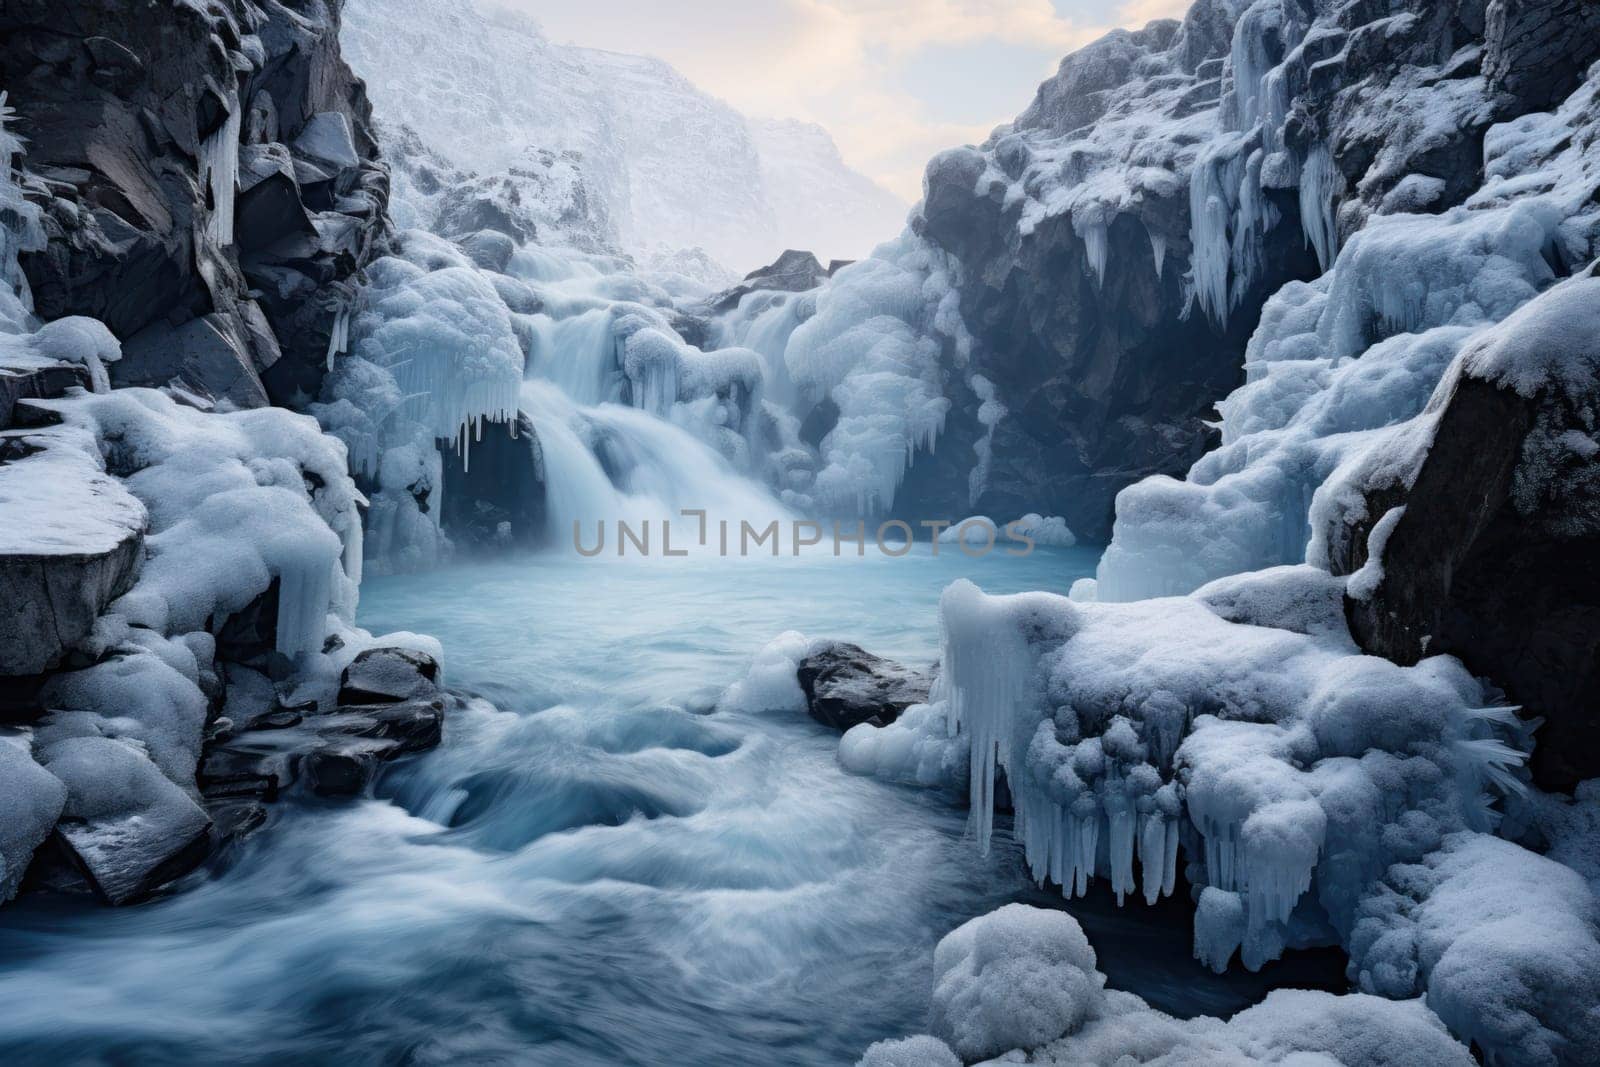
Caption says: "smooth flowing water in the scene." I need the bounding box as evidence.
[0,546,1343,1064]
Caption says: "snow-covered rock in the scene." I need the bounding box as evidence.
[928,571,1589,1052]
[0,424,146,675]
[0,744,67,903]
[40,737,212,906]
[932,903,1104,1060]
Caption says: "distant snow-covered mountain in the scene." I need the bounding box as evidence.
[341,0,906,272]
[750,117,909,268]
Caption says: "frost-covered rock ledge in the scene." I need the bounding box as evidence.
[0,328,458,906]
[0,0,473,908]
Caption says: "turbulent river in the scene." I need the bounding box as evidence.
[0,546,1343,1064]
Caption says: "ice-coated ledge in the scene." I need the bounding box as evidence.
[0,425,145,676]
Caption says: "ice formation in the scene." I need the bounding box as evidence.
[1097,62,1600,601]
[901,57,1600,1060]
[39,389,363,659]
[925,570,1600,1058]
[937,514,1076,549]
[777,234,967,514]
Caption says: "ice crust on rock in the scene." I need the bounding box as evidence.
[1096,61,1600,602]
[38,388,362,660]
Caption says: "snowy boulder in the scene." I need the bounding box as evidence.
[931,904,1105,1060]
[0,744,68,902]
[855,1035,960,1067]
[39,737,211,905]
[796,641,930,731]
[338,646,442,706]
[707,249,828,313]
[456,230,518,274]
[0,429,145,676]
[1326,275,1600,790]
[1349,832,1600,1066]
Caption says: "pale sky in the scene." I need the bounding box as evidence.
[500,0,1192,201]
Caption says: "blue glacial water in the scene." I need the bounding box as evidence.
[0,545,1343,1065]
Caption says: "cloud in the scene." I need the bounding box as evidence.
[503,0,1197,201]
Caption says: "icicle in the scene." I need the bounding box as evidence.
[273,554,334,658]
[1149,231,1167,280]
[325,302,351,372]
[1298,144,1342,272]
[1078,218,1110,288]
[1106,786,1137,905]
[940,580,1044,854]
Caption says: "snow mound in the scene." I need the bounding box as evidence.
[1350,832,1600,1065]
[716,631,813,716]
[931,904,1104,1060]
[855,1035,959,1067]
[839,699,968,790]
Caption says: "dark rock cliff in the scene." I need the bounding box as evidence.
[0,0,389,411]
[899,0,1600,541]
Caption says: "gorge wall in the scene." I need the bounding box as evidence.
[897,0,1600,542]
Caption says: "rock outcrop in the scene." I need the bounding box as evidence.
[1325,272,1600,791]
[0,0,462,912]
[0,0,390,411]
[796,641,931,731]
[202,647,447,813]
[898,0,1600,541]
[706,249,828,314]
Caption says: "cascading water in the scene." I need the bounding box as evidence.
[510,249,792,549]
